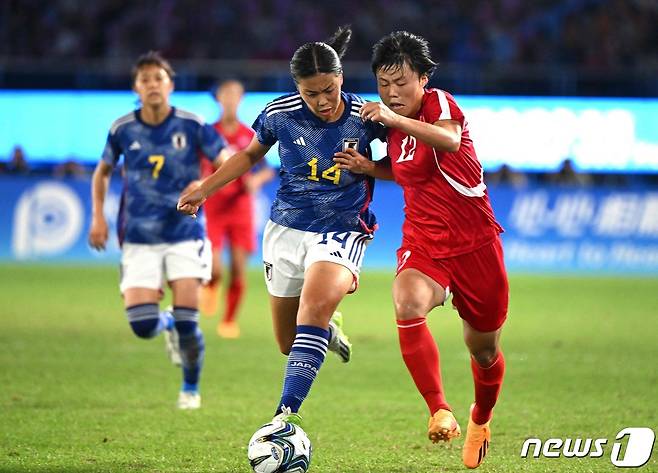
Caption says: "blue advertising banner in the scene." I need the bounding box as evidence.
[0,176,656,273]
[490,186,658,273]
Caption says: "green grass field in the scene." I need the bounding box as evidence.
[1,265,656,473]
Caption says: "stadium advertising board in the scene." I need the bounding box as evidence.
[1,176,656,274]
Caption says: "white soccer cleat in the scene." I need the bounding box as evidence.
[163,308,182,367]
[177,391,201,410]
[328,311,352,363]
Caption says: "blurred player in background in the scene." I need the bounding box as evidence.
[179,26,385,426]
[88,51,226,410]
[334,31,508,469]
[199,79,275,339]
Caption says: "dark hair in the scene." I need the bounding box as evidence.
[371,31,437,78]
[210,78,244,99]
[290,25,352,80]
[131,51,175,83]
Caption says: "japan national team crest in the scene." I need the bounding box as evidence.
[342,138,359,152]
[264,262,273,281]
[172,132,187,150]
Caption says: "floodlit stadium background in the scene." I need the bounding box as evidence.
[1,2,657,472]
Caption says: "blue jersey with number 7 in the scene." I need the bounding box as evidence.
[253,91,385,234]
[102,107,225,244]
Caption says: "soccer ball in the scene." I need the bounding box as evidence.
[247,420,312,473]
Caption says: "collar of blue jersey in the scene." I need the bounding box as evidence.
[135,106,176,128]
[301,91,352,128]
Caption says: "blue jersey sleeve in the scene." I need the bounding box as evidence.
[101,131,121,166]
[252,110,278,147]
[198,123,225,161]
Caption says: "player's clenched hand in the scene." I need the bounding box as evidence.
[360,101,399,127]
[89,215,109,251]
[333,148,374,175]
[177,183,206,216]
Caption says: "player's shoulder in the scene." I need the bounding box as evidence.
[345,92,367,104]
[109,111,137,135]
[263,93,303,118]
[173,107,206,126]
[423,88,462,120]
[344,92,367,118]
[424,88,459,106]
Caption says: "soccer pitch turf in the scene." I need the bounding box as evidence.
[1,265,656,473]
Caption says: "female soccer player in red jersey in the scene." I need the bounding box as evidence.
[199,80,274,338]
[334,31,508,469]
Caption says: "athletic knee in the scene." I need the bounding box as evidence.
[297,299,337,325]
[470,346,499,367]
[229,264,246,283]
[394,294,430,321]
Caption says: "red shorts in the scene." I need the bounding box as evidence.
[205,212,255,253]
[396,237,509,332]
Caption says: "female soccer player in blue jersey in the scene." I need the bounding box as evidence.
[89,51,226,410]
[178,26,385,424]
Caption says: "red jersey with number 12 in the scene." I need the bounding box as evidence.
[388,88,503,258]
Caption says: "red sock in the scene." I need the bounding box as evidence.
[223,278,244,323]
[470,351,505,425]
[397,317,450,415]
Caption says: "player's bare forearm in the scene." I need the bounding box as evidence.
[91,161,112,217]
[201,148,263,198]
[395,116,462,152]
[211,148,231,169]
[89,161,112,250]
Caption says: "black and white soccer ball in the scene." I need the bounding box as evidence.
[247,420,312,473]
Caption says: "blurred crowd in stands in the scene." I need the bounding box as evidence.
[2,0,656,181]
[5,0,657,69]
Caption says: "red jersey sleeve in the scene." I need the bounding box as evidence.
[424,89,465,127]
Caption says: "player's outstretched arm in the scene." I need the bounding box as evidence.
[333,148,394,180]
[177,137,271,215]
[89,161,113,250]
[360,101,461,152]
[211,148,232,169]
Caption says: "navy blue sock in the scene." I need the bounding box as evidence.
[173,307,204,392]
[126,304,171,339]
[275,325,329,415]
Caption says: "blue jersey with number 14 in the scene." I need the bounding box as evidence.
[102,107,225,244]
[253,92,385,234]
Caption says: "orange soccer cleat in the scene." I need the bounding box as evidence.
[428,409,461,443]
[217,320,240,339]
[199,283,219,317]
[462,405,492,469]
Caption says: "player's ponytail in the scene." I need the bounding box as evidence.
[325,25,352,60]
[290,25,352,80]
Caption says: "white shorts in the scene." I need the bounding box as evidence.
[119,239,212,293]
[262,220,373,297]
